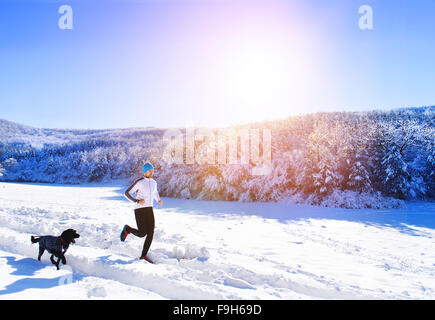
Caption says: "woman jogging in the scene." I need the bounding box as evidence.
[120,162,163,263]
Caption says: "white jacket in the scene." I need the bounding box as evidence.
[124,177,161,209]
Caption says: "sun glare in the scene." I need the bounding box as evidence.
[215,35,312,125]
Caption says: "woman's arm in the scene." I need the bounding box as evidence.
[124,178,143,203]
[154,181,162,206]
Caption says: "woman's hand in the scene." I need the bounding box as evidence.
[138,199,145,205]
[158,200,163,206]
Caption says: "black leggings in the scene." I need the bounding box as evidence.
[127,207,155,258]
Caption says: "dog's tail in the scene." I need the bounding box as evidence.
[31,236,41,244]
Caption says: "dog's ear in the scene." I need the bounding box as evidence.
[61,229,73,242]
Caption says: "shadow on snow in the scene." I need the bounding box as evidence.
[160,198,435,236]
[0,256,82,296]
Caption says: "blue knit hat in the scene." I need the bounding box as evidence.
[142,162,154,174]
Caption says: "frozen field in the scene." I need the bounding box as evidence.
[0,181,434,299]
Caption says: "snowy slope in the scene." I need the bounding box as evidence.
[0,181,434,299]
[0,118,162,147]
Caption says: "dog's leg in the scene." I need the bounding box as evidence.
[50,254,56,266]
[51,252,62,270]
[61,254,66,265]
[38,246,45,261]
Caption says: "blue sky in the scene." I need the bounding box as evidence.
[0,0,434,129]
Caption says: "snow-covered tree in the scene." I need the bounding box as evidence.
[1,106,433,208]
[369,119,427,199]
[306,120,342,196]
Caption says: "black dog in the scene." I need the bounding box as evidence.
[31,229,80,270]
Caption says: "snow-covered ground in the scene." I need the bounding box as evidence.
[0,181,434,300]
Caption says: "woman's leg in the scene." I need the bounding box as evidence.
[127,207,155,258]
[127,207,148,237]
[140,208,155,258]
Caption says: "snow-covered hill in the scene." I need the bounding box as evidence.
[0,118,162,148]
[0,182,434,299]
[1,107,434,209]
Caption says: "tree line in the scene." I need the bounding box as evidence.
[1,107,433,209]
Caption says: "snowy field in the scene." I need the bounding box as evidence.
[0,181,434,300]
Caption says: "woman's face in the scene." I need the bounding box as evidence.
[144,169,154,178]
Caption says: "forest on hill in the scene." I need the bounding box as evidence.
[1,107,434,209]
